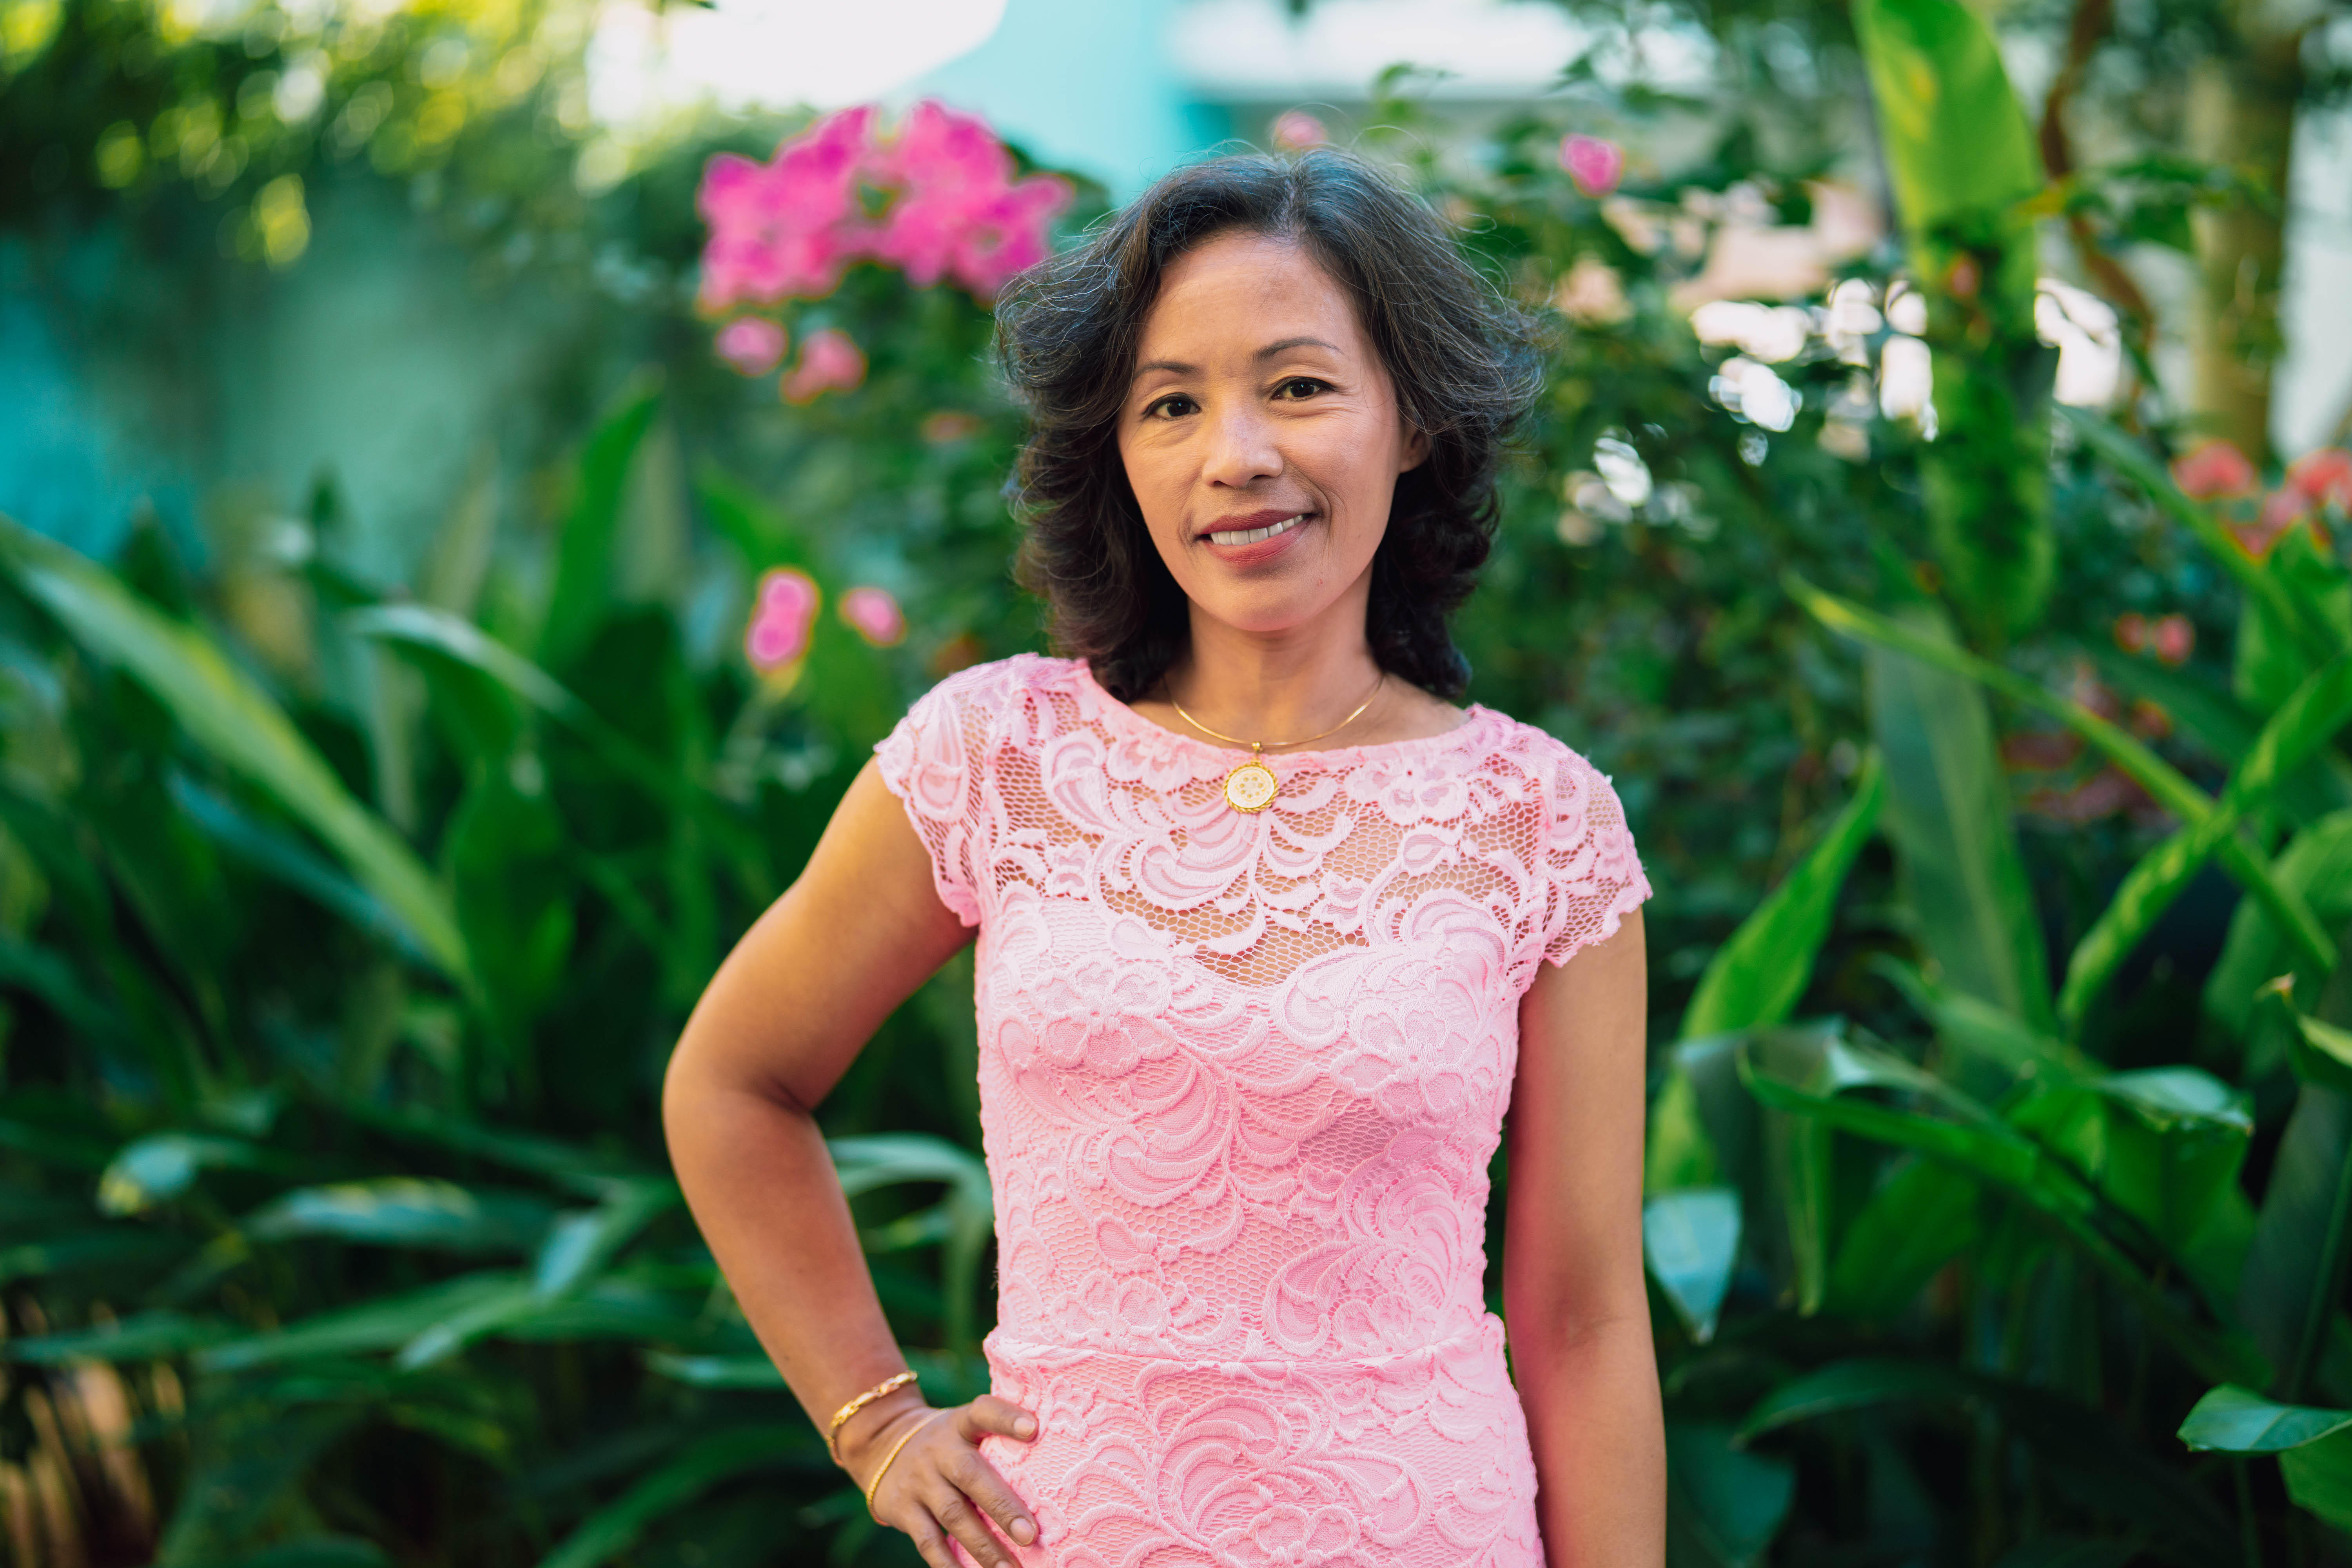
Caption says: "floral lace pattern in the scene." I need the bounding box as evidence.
[873,654,1650,1566]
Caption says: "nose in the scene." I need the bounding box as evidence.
[1200,399,1283,490]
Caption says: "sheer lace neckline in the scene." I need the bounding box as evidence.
[1072,657,1499,768]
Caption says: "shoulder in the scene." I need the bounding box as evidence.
[1474,710,1637,832]
[900,651,1083,726]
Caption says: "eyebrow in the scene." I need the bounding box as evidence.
[1129,336,1343,383]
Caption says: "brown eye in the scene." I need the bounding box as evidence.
[1149,394,1199,419]
[1274,377,1328,400]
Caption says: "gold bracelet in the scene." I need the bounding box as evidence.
[826,1369,918,1464]
[863,1408,948,1523]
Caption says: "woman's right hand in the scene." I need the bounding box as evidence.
[848,1396,1042,1567]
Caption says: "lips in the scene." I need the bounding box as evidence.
[1206,514,1306,547]
[1197,510,1314,568]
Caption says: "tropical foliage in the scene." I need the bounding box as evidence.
[6,0,2352,1562]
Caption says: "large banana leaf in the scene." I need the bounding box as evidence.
[1852,0,2052,642]
[2059,649,2352,1033]
[1865,605,2055,1031]
[0,514,470,984]
[1748,1358,2236,1564]
[1794,572,2333,973]
[1739,1028,2266,1385]
[1680,748,1884,1038]
[539,382,662,669]
[1643,1186,1741,1341]
[1665,1420,1795,1568]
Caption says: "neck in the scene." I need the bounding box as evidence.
[1163,596,1383,741]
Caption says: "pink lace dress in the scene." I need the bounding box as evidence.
[873,653,1650,1568]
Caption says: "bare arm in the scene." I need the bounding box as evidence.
[661,757,1038,1567]
[1504,909,1665,1568]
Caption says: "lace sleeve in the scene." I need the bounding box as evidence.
[1536,748,1651,969]
[871,668,996,929]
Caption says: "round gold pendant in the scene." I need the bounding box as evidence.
[1223,759,1279,813]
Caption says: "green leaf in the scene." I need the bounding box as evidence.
[1991,1539,2141,1568]
[0,1227,189,1285]
[2207,808,2352,1038]
[539,381,662,669]
[197,1272,527,1370]
[2060,648,2352,1033]
[168,772,430,964]
[533,1178,680,1297]
[1862,604,2054,1031]
[643,1351,784,1388]
[1851,0,2042,234]
[1681,749,1884,1038]
[1750,1360,2237,1564]
[2237,1083,2352,1398]
[2238,527,2352,714]
[2283,1433,2352,1534]
[97,1131,307,1215]
[1644,1187,1741,1342]
[244,1179,558,1253]
[1793,572,2332,974]
[2178,1383,2352,1451]
[2,1308,237,1363]
[0,514,470,984]
[1824,1156,1982,1318]
[1665,1420,1794,1568]
[537,1422,809,1568]
[1739,1031,2265,1385]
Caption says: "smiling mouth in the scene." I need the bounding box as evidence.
[1205,514,1310,547]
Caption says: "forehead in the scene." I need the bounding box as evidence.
[1136,231,1367,354]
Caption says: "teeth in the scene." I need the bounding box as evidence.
[1208,514,1307,547]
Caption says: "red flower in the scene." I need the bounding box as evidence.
[2171,439,2256,500]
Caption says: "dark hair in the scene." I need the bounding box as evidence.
[992,147,1544,702]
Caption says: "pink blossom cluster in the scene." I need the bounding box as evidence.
[2171,440,2352,559]
[746,568,819,675]
[698,101,1072,312]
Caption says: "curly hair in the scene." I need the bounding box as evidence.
[992,147,1544,703]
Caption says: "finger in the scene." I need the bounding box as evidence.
[926,1476,1019,1568]
[900,1512,960,1568]
[944,1443,1038,1549]
[962,1395,1040,1442]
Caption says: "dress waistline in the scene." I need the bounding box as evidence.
[981,1313,1507,1376]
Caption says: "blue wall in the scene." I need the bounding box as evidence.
[911,0,1230,200]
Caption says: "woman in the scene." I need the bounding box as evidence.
[663,148,1662,1567]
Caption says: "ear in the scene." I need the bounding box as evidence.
[1398,421,1432,475]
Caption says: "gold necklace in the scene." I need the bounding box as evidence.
[1167,672,1387,813]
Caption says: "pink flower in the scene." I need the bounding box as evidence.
[1560,134,1624,198]
[2287,448,2352,512]
[695,107,875,310]
[745,568,820,672]
[1271,111,1327,151]
[2151,614,2194,667]
[695,99,1068,309]
[781,328,866,404]
[2171,439,2256,500]
[713,316,787,376]
[870,101,1071,297]
[839,585,906,646]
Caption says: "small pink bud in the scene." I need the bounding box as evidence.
[713,317,788,376]
[2150,613,2194,667]
[2111,612,2146,655]
[1560,134,1624,198]
[782,328,867,405]
[745,567,820,673]
[839,585,906,647]
[1271,111,1327,152]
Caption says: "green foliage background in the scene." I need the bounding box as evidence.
[5,0,2352,1563]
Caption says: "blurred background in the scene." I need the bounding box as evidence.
[7,0,2352,1562]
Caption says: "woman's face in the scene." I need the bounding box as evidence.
[1117,230,1427,641]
